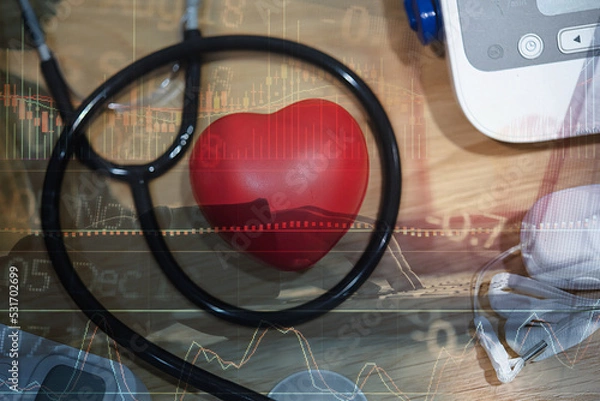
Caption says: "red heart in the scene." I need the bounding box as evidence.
[189,99,369,271]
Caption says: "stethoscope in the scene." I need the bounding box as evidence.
[19,0,402,400]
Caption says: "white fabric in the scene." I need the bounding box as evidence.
[474,315,525,383]
[521,185,600,290]
[488,273,600,362]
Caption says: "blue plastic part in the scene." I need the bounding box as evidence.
[404,0,442,45]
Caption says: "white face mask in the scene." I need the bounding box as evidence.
[521,185,600,290]
[475,185,600,383]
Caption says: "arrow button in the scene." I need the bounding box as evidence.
[558,24,600,54]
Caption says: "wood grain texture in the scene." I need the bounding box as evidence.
[1,1,599,400]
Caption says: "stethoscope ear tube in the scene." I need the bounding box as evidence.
[42,35,401,400]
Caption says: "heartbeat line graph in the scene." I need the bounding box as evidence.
[0,320,143,399]
[3,309,597,401]
[2,5,599,399]
[0,219,518,239]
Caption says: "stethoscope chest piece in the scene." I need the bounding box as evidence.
[269,370,367,401]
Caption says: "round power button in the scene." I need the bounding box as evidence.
[518,33,544,59]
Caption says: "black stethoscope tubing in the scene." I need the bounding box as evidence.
[41,35,401,400]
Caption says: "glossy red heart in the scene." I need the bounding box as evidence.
[189,99,369,271]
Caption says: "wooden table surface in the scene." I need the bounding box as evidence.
[1,1,599,400]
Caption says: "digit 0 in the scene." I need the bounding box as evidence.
[9,185,37,226]
[222,0,247,28]
[212,66,234,93]
[425,319,457,355]
[342,6,370,44]
[28,259,52,293]
[443,212,471,242]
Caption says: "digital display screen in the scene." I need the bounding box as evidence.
[34,365,106,401]
[537,0,599,16]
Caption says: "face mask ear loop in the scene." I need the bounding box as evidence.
[472,245,547,383]
[474,315,525,383]
[496,272,596,308]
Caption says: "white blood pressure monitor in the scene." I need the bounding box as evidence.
[408,0,600,142]
[0,324,150,400]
